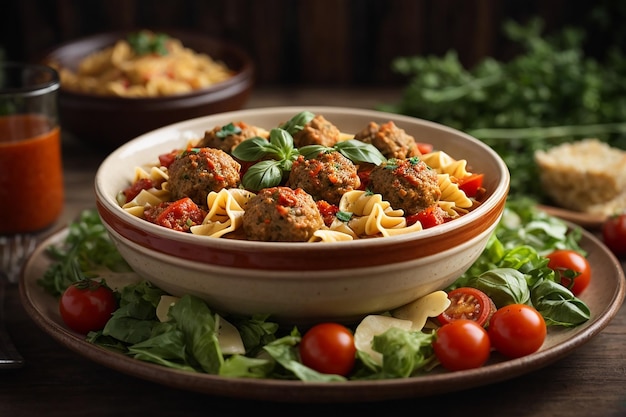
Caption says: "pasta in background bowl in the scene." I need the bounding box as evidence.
[42,29,254,149]
[94,106,510,325]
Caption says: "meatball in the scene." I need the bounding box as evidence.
[242,186,324,242]
[354,121,420,159]
[288,151,361,205]
[195,121,267,153]
[144,197,206,232]
[368,157,441,215]
[292,115,341,148]
[167,147,241,208]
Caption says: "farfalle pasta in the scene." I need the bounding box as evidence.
[190,189,255,238]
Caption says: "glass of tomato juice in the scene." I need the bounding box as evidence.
[0,62,63,234]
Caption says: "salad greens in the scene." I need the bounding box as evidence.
[451,199,590,327]
[39,201,590,380]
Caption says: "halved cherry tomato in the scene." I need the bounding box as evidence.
[602,212,626,257]
[437,287,496,328]
[59,279,117,334]
[433,319,491,371]
[488,304,546,358]
[299,323,356,376]
[546,249,592,296]
[457,173,484,198]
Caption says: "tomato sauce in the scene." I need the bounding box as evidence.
[0,114,64,233]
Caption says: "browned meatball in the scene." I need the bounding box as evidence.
[288,151,361,205]
[195,121,267,153]
[368,157,441,215]
[167,147,241,208]
[354,121,420,159]
[242,186,324,242]
[292,115,341,148]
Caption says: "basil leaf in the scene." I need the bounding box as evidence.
[216,123,242,139]
[231,136,272,161]
[334,140,387,165]
[241,159,284,191]
[279,111,316,135]
[530,279,591,327]
[267,128,296,160]
[299,145,329,159]
[466,267,531,307]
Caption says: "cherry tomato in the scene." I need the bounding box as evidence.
[299,323,356,376]
[488,304,546,359]
[546,249,592,296]
[457,173,484,198]
[59,279,117,334]
[437,287,497,327]
[433,319,491,371]
[602,213,626,257]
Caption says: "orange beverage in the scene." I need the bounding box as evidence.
[0,114,64,233]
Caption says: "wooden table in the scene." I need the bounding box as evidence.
[1,88,625,417]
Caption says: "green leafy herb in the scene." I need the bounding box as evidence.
[127,31,170,56]
[38,209,132,297]
[278,111,316,135]
[215,123,243,139]
[300,140,386,165]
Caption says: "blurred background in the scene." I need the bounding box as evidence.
[2,0,625,87]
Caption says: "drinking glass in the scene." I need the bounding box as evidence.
[0,62,63,234]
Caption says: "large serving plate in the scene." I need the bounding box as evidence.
[20,226,625,403]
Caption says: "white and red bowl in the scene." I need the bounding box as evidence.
[95,106,510,325]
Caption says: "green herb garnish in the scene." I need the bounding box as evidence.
[127,31,170,56]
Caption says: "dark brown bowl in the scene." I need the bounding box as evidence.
[42,29,255,149]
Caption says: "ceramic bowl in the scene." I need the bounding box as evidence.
[42,29,254,149]
[94,106,510,325]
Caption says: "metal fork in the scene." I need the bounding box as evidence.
[0,233,37,369]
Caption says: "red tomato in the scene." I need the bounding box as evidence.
[433,319,491,371]
[488,304,546,359]
[437,287,497,327]
[406,205,448,228]
[59,279,117,334]
[457,173,484,198]
[357,168,372,190]
[158,149,180,168]
[122,177,154,203]
[316,200,339,227]
[299,323,356,376]
[416,142,434,154]
[602,213,626,257]
[546,249,592,296]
